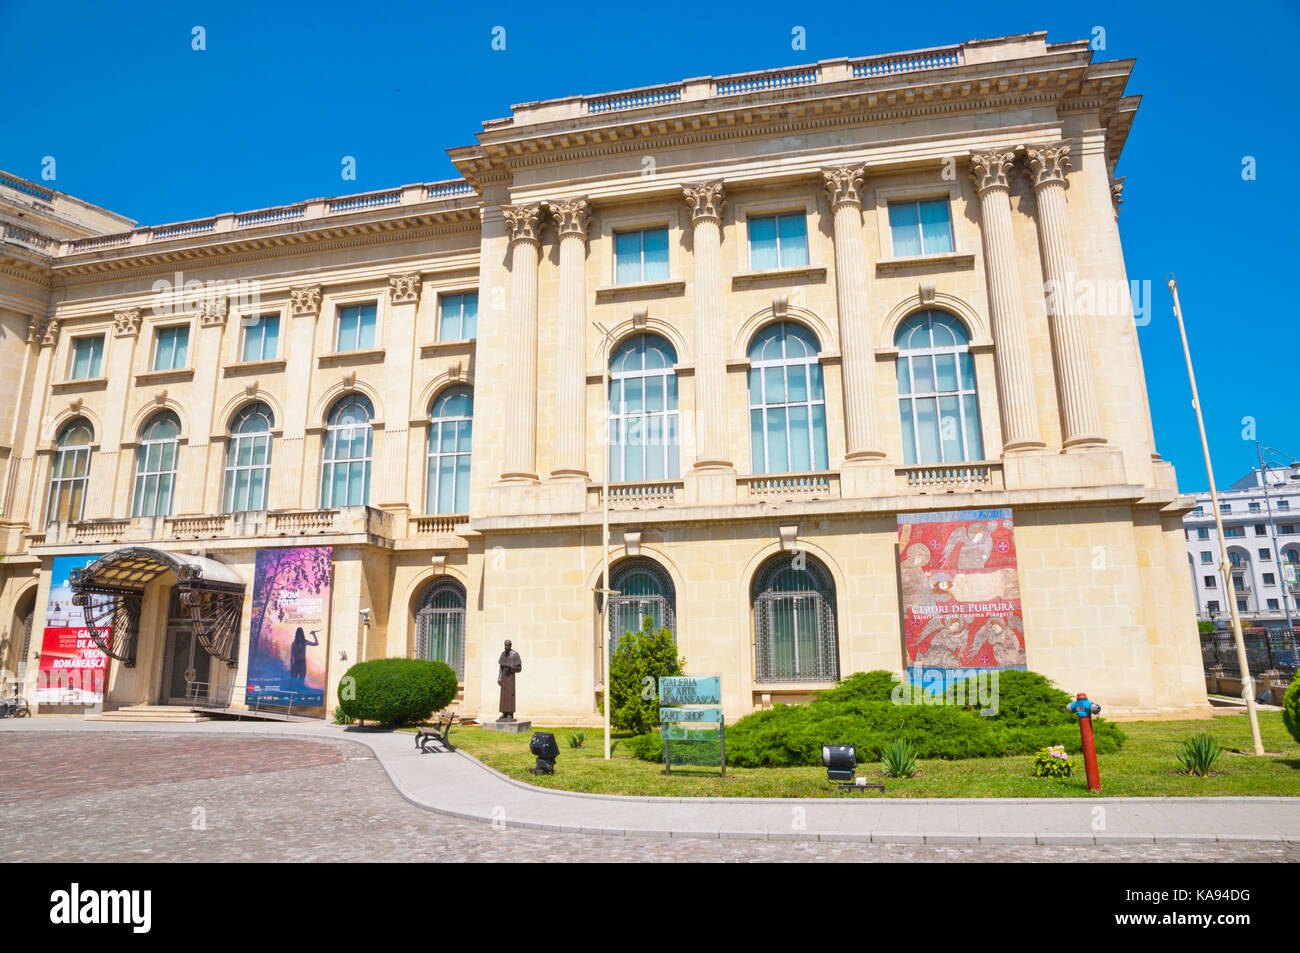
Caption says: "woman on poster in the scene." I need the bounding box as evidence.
[289,627,319,682]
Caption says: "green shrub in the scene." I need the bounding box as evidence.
[626,732,722,766]
[880,738,919,778]
[330,707,354,726]
[628,670,1126,767]
[1177,732,1224,777]
[568,732,586,749]
[603,616,684,735]
[335,657,457,727]
[1031,745,1073,779]
[1283,678,1300,747]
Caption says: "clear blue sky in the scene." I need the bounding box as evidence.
[2,0,1296,490]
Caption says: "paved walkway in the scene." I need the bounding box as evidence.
[4,717,1298,847]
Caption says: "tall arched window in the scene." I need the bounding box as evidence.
[609,334,679,482]
[321,394,373,508]
[426,387,473,514]
[223,402,274,513]
[895,310,983,465]
[752,553,838,682]
[131,411,180,517]
[46,418,93,525]
[607,558,676,655]
[415,579,466,679]
[747,322,827,474]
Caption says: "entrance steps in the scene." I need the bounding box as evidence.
[87,705,211,724]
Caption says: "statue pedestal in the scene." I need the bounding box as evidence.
[482,719,532,733]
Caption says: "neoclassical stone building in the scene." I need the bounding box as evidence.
[0,32,1207,722]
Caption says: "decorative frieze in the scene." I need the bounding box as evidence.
[388,272,423,305]
[290,285,322,318]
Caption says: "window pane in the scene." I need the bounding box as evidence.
[643,228,669,280]
[788,405,811,472]
[962,394,984,460]
[957,351,976,389]
[777,214,809,267]
[915,397,940,463]
[787,364,807,402]
[913,355,935,393]
[337,308,357,350]
[463,294,478,339]
[889,202,922,257]
[173,327,189,368]
[765,407,789,472]
[615,232,642,284]
[625,417,644,480]
[809,363,824,399]
[764,365,786,404]
[749,216,778,270]
[934,353,958,392]
[896,356,911,395]
[438,457,456,513]
[262,316,279,359]
[154,330,174,371]
[625,376,643,414]
[358,305,376,350]
[750,409,765,473]
[899,399,916,465]
[938,395,961,462]
[645,374,663,412]
[811,404,828,470]
[919,199,954,254]
[455,455,471,511]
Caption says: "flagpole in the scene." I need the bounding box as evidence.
[1169,276,1264,755]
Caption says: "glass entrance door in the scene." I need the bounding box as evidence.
[162,625,211,704]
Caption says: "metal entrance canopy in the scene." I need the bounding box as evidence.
[71,547,246,668]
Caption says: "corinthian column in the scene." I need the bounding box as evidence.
[970,151,1044,452]
[1025,143,1105,449]
[500,203,544,481]
[550,198,591,479]
[822,166,883,460]
[682,182,731,468]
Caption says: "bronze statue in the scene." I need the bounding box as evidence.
[497,639,522,721]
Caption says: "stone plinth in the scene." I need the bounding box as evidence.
[482,719,533,733]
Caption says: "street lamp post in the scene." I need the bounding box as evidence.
[1169,277,1264,755]
[592,321,619,760]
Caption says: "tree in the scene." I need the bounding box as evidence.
[605,616,684,734]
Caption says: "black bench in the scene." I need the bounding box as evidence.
[415,713,456,753]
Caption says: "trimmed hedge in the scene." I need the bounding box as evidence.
[335,657,457,727]
[630,670,1125,767]
[1283,676,1300,747]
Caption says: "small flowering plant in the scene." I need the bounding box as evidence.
[1032,744,1073,779]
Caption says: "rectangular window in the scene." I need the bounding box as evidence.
[1283,524,1297,534]
[1193,506,1205,516]
[1268,599,1280,610]
[1259,549,1272,561]
[888,198,954,257]
[437,292,478,341]
[1263,573,1276,585]
[1197,527,1210,540]
[1279,500,1291,511]
[1238,599,1248,613]
[747,213,809,270]
[1249,502,1261,513]
[1254,523,1267,535]
[335,303,377,352]
[70,335,104,380]
[1204,576,1217,589]
[1224,526,1245,538]
[1200,551,1213,564]
[1207,600,1220,613]
[153,325,189,371]
[614,228,669,284]
[241,314,280,362]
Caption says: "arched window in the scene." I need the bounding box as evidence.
[415,579,466,679]
[752,553,838,682]
[46,418,93,525]
[607,559,676,655]
[1228,551,1248,569]
[895,310,984,465]
[747,322,827,474]
[223,402,274,513]
[131,411,180,517]
[609,334,679,482]
[321,394,373,508]
[426,387,473,514]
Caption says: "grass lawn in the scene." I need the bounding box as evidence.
[448,712,1300,798]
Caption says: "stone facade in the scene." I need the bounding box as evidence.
[0,32,1207,722]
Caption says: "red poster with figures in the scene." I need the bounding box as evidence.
[897,508,1025,679]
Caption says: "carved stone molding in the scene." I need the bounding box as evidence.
[969,150,1017,194]
[549,198,592,240]
[822,165,866,209]
[388,272,423,305]
[1024,143,1071,189]
[26,317,47,346]
[502,203,545,245]
[290,285,322,318]
[40,318,60,348]
[113,308,142,338]
[1110,177,1125,213]
[682,181,725,224]
[199,297,228,329]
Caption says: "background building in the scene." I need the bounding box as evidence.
[0,32,1208,722]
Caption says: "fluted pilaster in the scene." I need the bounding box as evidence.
[550,198,591,479]
[1025,143,1105,449]
[970,151,1044,452]
[683,182,731,468]
[822,166,883,460]
[501,203,544,480]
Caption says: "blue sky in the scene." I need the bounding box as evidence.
[2,0,1297,489]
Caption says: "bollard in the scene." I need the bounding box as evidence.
[1066,692,1102,792]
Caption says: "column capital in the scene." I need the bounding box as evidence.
[290,285,322,318]
[502,203,546,246]
[112,308,142,338]
[388,272,423,305]
[1110,176,1125,214]
[549,197,592,241]
[683,181,725,224]
[822,165,866,209]
[1024,142,1071,189]
[969,150,1017,194]
[38,317,60,348]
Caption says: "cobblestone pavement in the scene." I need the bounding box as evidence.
[3,735,1297,862]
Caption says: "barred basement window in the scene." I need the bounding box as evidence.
[752,554,838,682]
[607,559,676,656]
[415,579,465,679]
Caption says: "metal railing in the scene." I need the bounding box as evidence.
[1201,627,1298,680]
[185,680,306,719]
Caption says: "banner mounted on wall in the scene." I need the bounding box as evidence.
[245,547,333,715]
[35,554,109,705]
[897,508,1025,688]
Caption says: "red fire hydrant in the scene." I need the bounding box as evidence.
[1067,692,1102,792]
